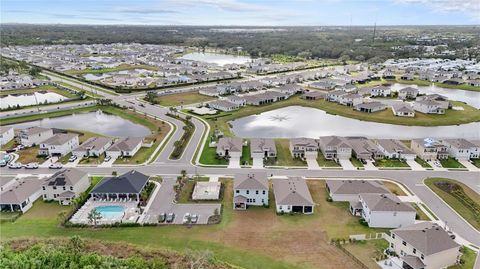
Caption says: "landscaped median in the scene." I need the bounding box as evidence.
[424,178,480,231]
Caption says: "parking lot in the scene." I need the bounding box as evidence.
[143,177,221,225]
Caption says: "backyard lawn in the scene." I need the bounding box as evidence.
[241,141,252,165]
[424,178,480,230]
[449,247,478,269]
[155,91,215,107]
[411,203,431,220]
[342,239,389,269]
[374,158,410,168]
[440,157,466,169]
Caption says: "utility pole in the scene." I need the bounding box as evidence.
[372,21,377,46]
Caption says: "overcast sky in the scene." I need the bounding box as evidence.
[2,0,479,26]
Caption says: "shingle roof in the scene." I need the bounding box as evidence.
[0,177,44,204]
[234,173,269,190]
[44,168,88,187]
[402,255,425,269]
[91,170,149,194]
[250,138,276,154]
[74,137,113,151]
[360,193,415,212]
[273,177,314,206]
[107,137,143,152]
[326,180,390,195]
[41,133,78,146]
[392,222,459,255]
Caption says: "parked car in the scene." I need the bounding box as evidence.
[433,160,442,167]
[49,162,63,169]
[0,160,7,167]
[16,145,25,150]
[158,213,166,223]
[68,155,78,162]
[191,214,199,224]
[139,103,145,107]
[166,213,175,223]
[8,162,23,169]
[104,156,112,162]
[182,213,191,224]
[25,162,39,169]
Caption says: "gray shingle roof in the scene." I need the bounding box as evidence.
[392,222,459,255]
[41,133,78,146]
[91,170,149,194]
[360,193,415,212]
[234,173,268,190]
[44,168,88,187]
[108,137,143,152]
[326,180,390,195]
[0,177,44,204]
[273,177,314,206]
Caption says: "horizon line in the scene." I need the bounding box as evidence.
[1,23,479,27]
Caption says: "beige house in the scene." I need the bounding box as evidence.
[411,138,449,161]
[17,127,53,146]
[42,168,90,205]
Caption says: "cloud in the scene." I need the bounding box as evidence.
[113,7,177,14]
[394,0,480,15]
[170,0,269,12]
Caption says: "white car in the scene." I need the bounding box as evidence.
[104,156,112,162]
[191,214,199,224]
[182,213,191,224]
[68,155,78,162]
[8,162,23,169]
[24,162,39,169]
[49,162,63,169]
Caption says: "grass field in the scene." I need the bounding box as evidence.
[440,157,466,169]
[272,139,307,167]
[350,157,364,168]
[16,146,47,164]
[415,157,432,168]
[382,181,407,196]
[343,239,389,269]
[241,141,252,165]
[449,247,478,269]
[374,158,410,168]
[0,179,389,269]
[424,178,480,230]
[65,64,159,75]
[317,152,340,167]
[156,91,215,107]
[472,159,480,168]
[411,203,430,220]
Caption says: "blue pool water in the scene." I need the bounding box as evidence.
[95,205,125,218]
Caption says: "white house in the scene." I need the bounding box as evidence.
[233,173,269,210]
[338,93,363,106]
[0,127,14,146]
[0,177,44,213]
[209,100,239,112]
[411,138,449,161]
[72,137,113,157]
[387,222,460,269]
[398,87,419,100]
[370,86,391,97]
[42,168,90,205]
[106,137,143,158]
[17,127,54,147]
[392,103,415,117]
[375,139,416,161]
[39,133,79,156]
[442,138,477,161]
[356,193,416,228]
[289,138,319,159]
[250,138,276,159]
[272,177,314,214]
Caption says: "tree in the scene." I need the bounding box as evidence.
[180,169,187,179]
[87,208,102,226]
[68,235,84,253]
[339,54,350,65]
[29,66,41,76]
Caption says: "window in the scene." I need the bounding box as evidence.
[392,234,395,239]
[402,241,406,246]
[42,186,45,190]
[413,248,416,254]
[262,190,266,195]
[253,199,256,203]
[70,186,73,190]
[63,186,66,190]
[400,250,404,256]
[246,190,249,195]
[390,243,394,248]
[53,186,57,190]
[236,190,239,194]
[256,190,259,195]
[420,254,424,260]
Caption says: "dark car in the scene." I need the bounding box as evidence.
[166,213,175,223]
[158,213,166,223]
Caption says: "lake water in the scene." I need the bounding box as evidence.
[6,111,151,137]
[1,92,67,109]
[391,83,480,108]
[84,73,111,81]
[230,106,480,140]
[180,52,251,66]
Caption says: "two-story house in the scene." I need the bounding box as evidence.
[318,136,352,160]
[16,127,53,147]
[411,138,449,161]
[289,138,319,159]
[39,133,79,156]
[42,168,90,205]
[233,172,269,210]
[357,193,416,228]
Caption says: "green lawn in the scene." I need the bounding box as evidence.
[382,181,407,196]
[155,91,215,107]
[449,247,478,269]
[79,154,106,165]
[0,139,16,151]
[177,177,215,204]
[317,152,340,167]
[374,158,410,168]
[415,157,432,168]
[65,64,159,75]
[472,159,480,168]
[440,157,466,169]
[424,178,480,230]
[241,141,252,165]
[268,139,307,167]
[350,157,364,168]
[198,138,229,165]
[343,239,389,269]
[411,203,431,220]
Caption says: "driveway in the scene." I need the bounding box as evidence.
[339,159,356,170]
[228,156,241,168]
[252,157,264,169]
[427,160,446,171]
[406,160,425,171]
[64,157,81,167]
[143,177,221,225]
[39,157,58,168]
[364,160,378,171]
[306,156,320,170]
[98,156,117,167]
[459,160,479,171]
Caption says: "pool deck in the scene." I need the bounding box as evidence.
[70,198,140,225]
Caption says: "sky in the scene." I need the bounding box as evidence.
[2,0,479,26]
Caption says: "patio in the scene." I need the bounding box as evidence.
[69,198,140,225]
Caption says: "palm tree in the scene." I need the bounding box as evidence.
[87,208,102,226]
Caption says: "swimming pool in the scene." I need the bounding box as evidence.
[95,205,125,219]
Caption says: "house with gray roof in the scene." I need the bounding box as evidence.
[233,173,269,210]
[42,168,89,205]
[272,177,314,214]
[302,91,325,100]
[357,193,415,228]
[73,137,113,157]
[0,177,44,213]
[442,138,478,160]
[289,138,319,159]
[106,137,143,158]
[375,139,416,160]
[354,101,386,113]
[325,180,390,202]
[392,103,415,117]
[16,126,54,147]
[347,137,384,161]
[338,93,363,106]
[39,133,79,156]
[411,138,449,161]
[318,136,352,160]
[387,222,460,269]
[209,100,240,112]
[90,170,149,201]
[216,137,243,158]
[398,87,419,100]
[250,138,276,159]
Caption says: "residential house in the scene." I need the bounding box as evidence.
[325,180,390,202]
[398,87,419,100]
[414,94,449,114]
[224,95,246,106]
[347,137,384,161]
[250,138,276,159]
[42,168,90,205]
[302,91,325,100]
[16,127,53,146]
[209,100,240,112]
[0,177,44,213]
[392,103,416,117]
[106,137,144,158]
[72,137,113,157]
[233,172,269,210]
[289,138,319,159]
[39,133,79,156]
[375,139,416,160]
[318,136,352,160]
[338,93,363,106]
[90,170,150,201]
[272,177,314,214]
[411,138,449,161]
[442,138,477,161]
[326,89,347,102]
[216,137,243,158]
[354,102,386,113]
[387,223,460,269]
[370,86,391,97]
[356,193,416,228]
[0,127,14,146]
